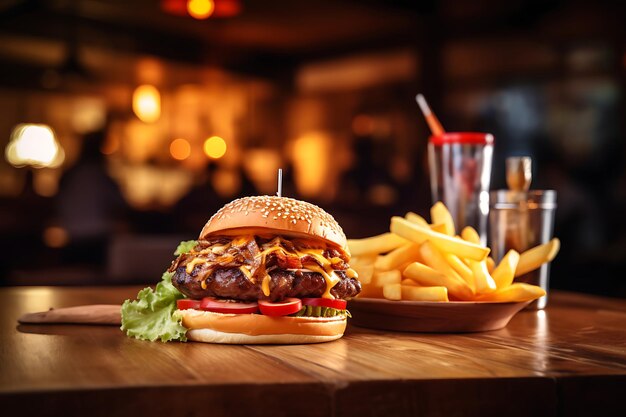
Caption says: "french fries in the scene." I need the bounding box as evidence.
[492,250,520,289]
[402,262,447,286]
[475,283,546,303]
[419,242,474,299]
[431,202,455,236]
[359,284,384,298]
[515,238,560,277]
[350,202,558,304]
[350,255,375,284]
[469,259,497,294]
[391,217,489,261]
[404,260,473,300]
[348,232,407,256]
[429,223,448,234]
[401,285,449,302]
[401,278,418,286]
[372,269,402,287]
[383,283,402,300]
[406,212,445,233]
[374,243,422,271]
[405,212,429,227]
[461,226,480,244]
[443,253,475,292]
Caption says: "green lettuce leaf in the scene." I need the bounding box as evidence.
[174,240,198,256]
[120,271,187,342]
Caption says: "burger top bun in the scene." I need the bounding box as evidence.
[200,195,348,252]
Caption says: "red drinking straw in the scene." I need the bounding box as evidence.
[416,94,445,137]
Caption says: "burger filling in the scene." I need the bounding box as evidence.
[169,236,361,302]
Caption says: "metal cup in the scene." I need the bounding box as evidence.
[489,190,557,309]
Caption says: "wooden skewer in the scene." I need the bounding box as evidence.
[276,168,283,197]
[18,305,122,325]
[416,94,445,136]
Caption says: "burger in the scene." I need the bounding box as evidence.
[168,195,361,344]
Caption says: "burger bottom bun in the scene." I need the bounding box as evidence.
[186,328,343,344]
[179,309,347,345]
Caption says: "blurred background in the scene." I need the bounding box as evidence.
[0,0,624,297]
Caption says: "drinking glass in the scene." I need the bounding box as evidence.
[428,132,494,244]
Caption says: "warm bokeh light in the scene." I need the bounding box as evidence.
[212,168,241,197]
[101,135,120,155]
[367,184,397,206]
[43,226,69,248]
[5,124,65,168]
[111,164,194,209]
[71,98,106,133]
[163,0,241,18]
[352,114,374,136]
[213,0,242,17]
[137,58,164,85]
[124,120,161,163]
[203,136,227,159]
[187,0,214,19]
[132,84,161,123]
[170,138,191,160]
[33,169,61,197]
[291,132,330,198]
[242,148,282,193]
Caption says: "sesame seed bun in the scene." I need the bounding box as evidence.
[199,196,348,253]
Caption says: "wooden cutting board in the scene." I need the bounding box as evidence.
[18,305,122,325]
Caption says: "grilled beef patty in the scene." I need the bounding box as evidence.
[172,267,361,302]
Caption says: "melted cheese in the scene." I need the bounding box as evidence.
[345,268,358,279]
[239,265,253,280]
[211,244,227,255]
[232,235,253,247]
[258,245,346,299]
[258,246,284,297]
[297,249,342,298]
[186,258,207,274]
[304,264,341,299]
[261,273,271,296]
[187,237,349,299]
[260,246,285,257]
[298,248,327,266]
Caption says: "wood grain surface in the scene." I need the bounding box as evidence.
[17,304,121,325]
[1,286,625,417]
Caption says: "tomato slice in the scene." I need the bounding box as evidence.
[200,297,259,314]
[176,299,201,310]
[301,297,347,310]
[258,298,302,316]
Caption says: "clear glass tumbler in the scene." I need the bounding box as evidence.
[428,132,494,244]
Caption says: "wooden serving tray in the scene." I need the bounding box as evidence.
[18,305,122,325]
[349,298,531,333]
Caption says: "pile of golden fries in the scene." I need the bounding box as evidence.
[348,202,560,303]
